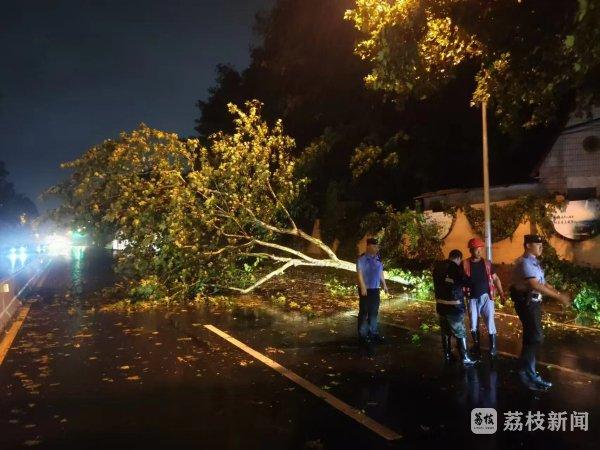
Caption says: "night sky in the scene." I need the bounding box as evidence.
[0,0,273,211]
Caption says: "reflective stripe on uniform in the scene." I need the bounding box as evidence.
[436,299,461,305]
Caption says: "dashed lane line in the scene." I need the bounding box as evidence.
[204,324,402,441]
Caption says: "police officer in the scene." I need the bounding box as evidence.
[433,249,476,366]
[510,234,571,391]
[356,238,388,344]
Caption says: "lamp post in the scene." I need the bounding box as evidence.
[481,101,493,261]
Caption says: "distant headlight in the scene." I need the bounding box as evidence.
[47,235,71,256]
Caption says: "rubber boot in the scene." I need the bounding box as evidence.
[489,333,497,358]
[458,337,477,366]
[441,335,454,362]
[470,329,480,354]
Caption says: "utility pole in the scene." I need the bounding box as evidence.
[481,101,493,261]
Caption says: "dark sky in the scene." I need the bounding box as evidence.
[0,0,273,211]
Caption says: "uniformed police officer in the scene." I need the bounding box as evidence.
[356,238,388,344]
[510,234,571,391]
[433,249,476,366]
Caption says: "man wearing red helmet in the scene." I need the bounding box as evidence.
[463,237,506,358]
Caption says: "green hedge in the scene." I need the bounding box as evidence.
[543,256,600,322]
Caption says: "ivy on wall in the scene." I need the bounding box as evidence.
[463,195,561,242]
[361,202,443,269]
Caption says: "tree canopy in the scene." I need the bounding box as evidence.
[0,161,38,238]
[196,0,415,246]
[51,102,408,300]
[194,0,572,227]
[345,0,600,131]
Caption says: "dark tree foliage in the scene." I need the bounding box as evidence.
[194,0,568,229]
[0,161,38,230]
[347,0,600,132]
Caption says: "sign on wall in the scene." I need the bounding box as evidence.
[552,199,600,241]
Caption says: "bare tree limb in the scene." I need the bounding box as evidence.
[266,178,297,230]
[241,252,294,263]
[220,255,410,294]
[253,239,319,263]
[227,259,309,294]
[246,210,339,261]
[294,227,339,261]
[203,241,254,256]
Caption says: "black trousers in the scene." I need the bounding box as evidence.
[513,296,544,377]
[358,288,381,338]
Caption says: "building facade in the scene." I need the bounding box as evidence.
[414,109,600,267]
[536,108,600,197]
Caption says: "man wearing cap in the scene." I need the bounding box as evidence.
[433,249,476,366]
[356,238,388,344]
[511,234,570,391]
[463,238,505,358]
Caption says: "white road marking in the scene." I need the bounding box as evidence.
[204,324,402,441]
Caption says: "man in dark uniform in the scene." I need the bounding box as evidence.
[356,238,388,344]
[511,234,571,391]
[433,249,476,366]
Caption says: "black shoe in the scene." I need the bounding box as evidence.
[458,337,477,366]
[371,334,385,344]
[518,370,548,391]
[489,334,497,358]
[470,330,480,354]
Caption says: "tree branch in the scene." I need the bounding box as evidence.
[294,228,339,261]
[202,241,254,256]
[253,239,319,263]
[245,209,339,261]
[241,252,294,263]
[226,259,310,294]
[217,254,411,294]
[266,178,297,230]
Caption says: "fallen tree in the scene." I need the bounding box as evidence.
[48,101,408,299]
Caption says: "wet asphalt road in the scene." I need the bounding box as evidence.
[0,251,598,449]
[378,299,600,378]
